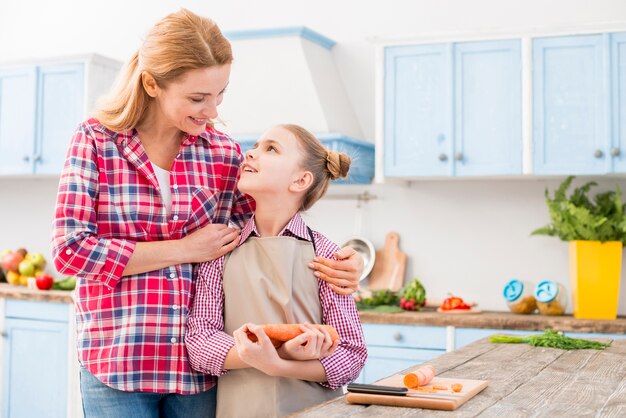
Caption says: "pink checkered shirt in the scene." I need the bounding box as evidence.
[51,118,255,394]
[186,213,367,389]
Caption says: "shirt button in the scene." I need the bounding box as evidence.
[172,305,179,310]
[171,337,177,344]
[169,273,176,279]
[65,249,72,255]
[176,153,181,158]
[172,215,179,221]
[172,184,178,190]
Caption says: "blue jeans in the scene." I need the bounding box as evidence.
[80,367,216,418]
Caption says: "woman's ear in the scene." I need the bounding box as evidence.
[141,72,158,97]
[289,171,314,193]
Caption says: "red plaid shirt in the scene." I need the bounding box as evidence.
[51,118,255,394]
[186,213,367,390]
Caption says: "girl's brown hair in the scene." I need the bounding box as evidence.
[280,124,351,211]
[94,8,233,132]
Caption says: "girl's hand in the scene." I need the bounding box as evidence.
[309,247,363,295]
[233,323,283,376]
[277,323,339,361]
[179,223,240,263]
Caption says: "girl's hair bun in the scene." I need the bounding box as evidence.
[326,150,351,180]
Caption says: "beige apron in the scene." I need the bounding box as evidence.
[217,235,341,418]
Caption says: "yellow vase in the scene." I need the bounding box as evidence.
[569,240,622,320]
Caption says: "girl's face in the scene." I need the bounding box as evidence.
[150,65,230,136]
[238,126,309,199]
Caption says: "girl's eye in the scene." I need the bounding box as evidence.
[267,145,276,152]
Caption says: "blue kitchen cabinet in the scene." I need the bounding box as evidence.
[2,300,69,418]
[612,32,626,173]
[384,39,521,177]
[0,55,121,176]
[533,32,626,175]
[356,324,446,383]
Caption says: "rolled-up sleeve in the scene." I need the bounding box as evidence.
[185,257,236,376]
[51,124,135,289]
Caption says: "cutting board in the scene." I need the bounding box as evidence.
[368,232,406,291]
[346,374,488,411]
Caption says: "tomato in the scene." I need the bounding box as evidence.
[441,296,471,310]
[35,273,54,291]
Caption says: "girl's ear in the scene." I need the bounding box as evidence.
[141,72,159,98]
[289,171,314,193]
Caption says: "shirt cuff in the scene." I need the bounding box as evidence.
[207,332,236,376]
[101,239,136,289]
[319,347,350,390]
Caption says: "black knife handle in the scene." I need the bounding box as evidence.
[346,383,408,396]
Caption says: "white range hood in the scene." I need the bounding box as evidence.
[221,27,364,140]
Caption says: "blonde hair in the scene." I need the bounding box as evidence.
[94,8,233,132]
[280,124,351,211]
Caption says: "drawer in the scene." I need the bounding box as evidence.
[5,299,69,322]
[362,323,447,350]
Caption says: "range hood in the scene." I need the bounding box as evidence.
[221,27,364,140]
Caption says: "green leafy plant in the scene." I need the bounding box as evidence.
[532,176,626,245]
[490,329,611,350]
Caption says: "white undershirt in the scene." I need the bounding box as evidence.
[152,164,172,217]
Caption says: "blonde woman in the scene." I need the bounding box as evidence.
[51,9,362,417]
[186,125,367,418]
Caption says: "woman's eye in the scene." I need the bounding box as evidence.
[190,97,204,103]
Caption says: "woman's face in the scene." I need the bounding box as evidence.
[238,126,307,199]
[153,65,231,136]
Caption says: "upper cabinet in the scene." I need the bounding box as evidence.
[384,39,522,177]
[532,34,619,175]
[0,55,121,175]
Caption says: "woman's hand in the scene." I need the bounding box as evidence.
[277,323,339,361]
[233,323,284,376]
[309,247,364,295]
[179,224,240,263]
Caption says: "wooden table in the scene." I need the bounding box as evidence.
[291,337,626,417]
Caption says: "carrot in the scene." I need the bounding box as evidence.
[432,385,448,391]
[451,383,463,393]
[246,324,340,347]
[403,365,436,388]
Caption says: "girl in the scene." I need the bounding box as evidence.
[51,9,363,418]
[186,124,367,418]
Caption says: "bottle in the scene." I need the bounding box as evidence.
[503,279,537,314]
[534,280,567,316]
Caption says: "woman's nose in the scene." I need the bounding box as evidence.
[205,100,218,119]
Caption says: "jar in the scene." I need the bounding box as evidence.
[534,280,567,315]
[503,279,537,314]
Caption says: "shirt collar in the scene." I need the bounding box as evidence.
[239,212,311,245]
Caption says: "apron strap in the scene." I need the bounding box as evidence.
[306,226,317,254]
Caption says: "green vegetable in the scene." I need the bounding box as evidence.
[532,176,626,245]
[356,289,399,309]
[52,276,76,291]
[490,329,611,350]
[401,278,426,306]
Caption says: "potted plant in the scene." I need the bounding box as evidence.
[532,176,626,320]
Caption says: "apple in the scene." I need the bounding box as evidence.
[25,252,46,269]
[18,260,35,277]
[35,273,54,290]
[15,248,28,258]
[1,252,24,272]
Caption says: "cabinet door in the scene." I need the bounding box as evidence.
[0,68,36,175]
[35,64,84,174]
[2,317,68,418]
[384,44,452,176]
[533,35,608,175]
[612,32,626,172]
[454,40,522,176]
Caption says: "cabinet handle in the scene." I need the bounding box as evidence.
[438,153,448,162]
[0,331,7,338]
[611,148,621,157]
[23,155,30,162]
[454,152,463,161]
[393,332,402,342]
[594,149,604,158]
[33,154,42,163]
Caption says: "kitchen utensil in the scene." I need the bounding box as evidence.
[346,375,488,411]
[368,232,406,291]
[341,237,375,282]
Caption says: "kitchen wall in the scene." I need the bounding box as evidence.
[1,0,626,313]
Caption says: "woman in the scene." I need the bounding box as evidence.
[51,9,362,418]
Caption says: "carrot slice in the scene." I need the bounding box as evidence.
[403,373,419,388]
[432,385,448,390]
[451,383,463,392]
